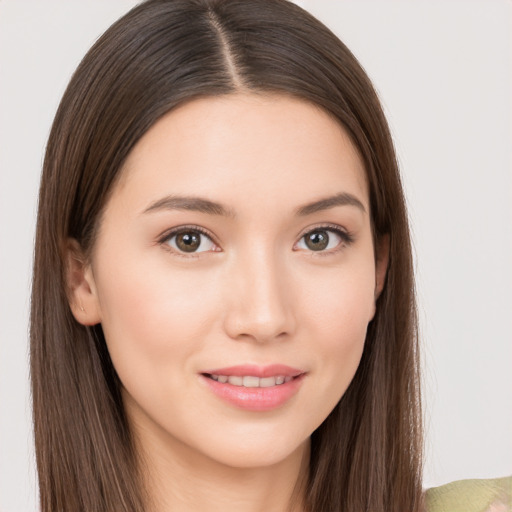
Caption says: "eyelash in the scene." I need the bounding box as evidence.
[295,223,355,257]
[158,225,220,258]
[158,223,354,257]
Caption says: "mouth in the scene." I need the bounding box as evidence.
[199,364,306,411]
[203,373,296,387]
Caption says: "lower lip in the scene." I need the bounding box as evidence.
[201,374,305,412]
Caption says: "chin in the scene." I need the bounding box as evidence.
[200,436,309,470]
[189,419,312,470]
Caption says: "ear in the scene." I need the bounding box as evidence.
[374,233,390,300]
[65,238,102,326]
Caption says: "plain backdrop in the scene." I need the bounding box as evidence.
[0,1,510,510]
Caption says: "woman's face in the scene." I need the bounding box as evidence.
[74,94,386,469]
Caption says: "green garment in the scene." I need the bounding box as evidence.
[425,476,512,512]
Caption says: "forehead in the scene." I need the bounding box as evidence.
[114,93,369,216]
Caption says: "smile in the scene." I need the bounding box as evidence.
[207,374,293,387]
[200,364,306,411]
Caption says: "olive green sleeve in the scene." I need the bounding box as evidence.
[425,476,512,512]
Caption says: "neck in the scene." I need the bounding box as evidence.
[134,423,310,512]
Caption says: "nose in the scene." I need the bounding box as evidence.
[222,250,296,343]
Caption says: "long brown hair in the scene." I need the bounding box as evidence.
[31,0,423,510]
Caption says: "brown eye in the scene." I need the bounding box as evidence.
[176,232,201,252]
[166,229,217,253]
[296,228,347,253]
[304,230,329,251]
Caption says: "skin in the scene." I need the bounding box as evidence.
[68,93,388,512]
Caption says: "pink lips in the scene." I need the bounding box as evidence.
[200,364,305,412]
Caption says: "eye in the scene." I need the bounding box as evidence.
[164,228,218,254]
[295,227,350,252]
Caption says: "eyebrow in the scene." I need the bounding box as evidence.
[142,195,235,217]
[296,192,366,216]
[142,191,366,218]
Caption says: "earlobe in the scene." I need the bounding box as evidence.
[65,238,102,326]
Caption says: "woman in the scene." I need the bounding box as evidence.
[29,0,510,511]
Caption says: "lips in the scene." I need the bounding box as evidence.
[200,364,306,411]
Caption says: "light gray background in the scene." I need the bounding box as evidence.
[1,1,510,510]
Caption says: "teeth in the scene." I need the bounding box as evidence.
[259,377,277,388]
[228,376,243,386]
[242,376,260,387]
[210,375,293,387]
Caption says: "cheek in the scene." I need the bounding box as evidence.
[299,257,376,407]
[303,257,376,341]
[93,252,222,382]
[312,291,371,378]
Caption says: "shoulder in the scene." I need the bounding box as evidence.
[425,476,512,512]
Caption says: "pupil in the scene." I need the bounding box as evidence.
[177,232,200,252]
[306,231,328,251]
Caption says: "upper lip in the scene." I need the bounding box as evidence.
[201,364,305,378]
